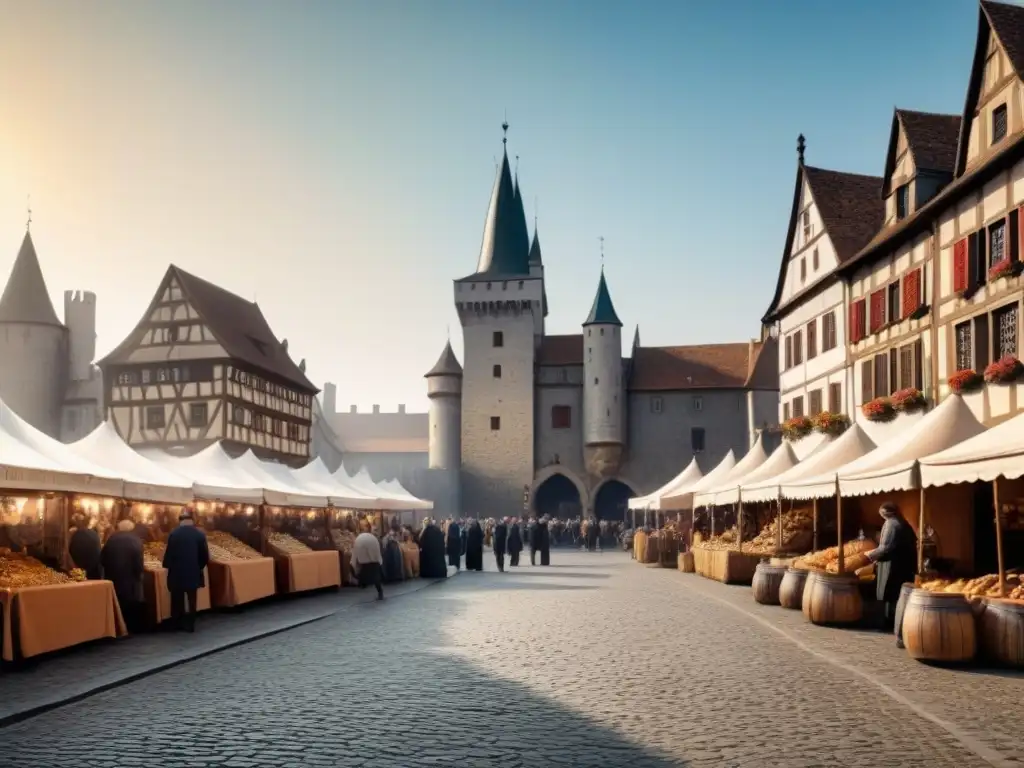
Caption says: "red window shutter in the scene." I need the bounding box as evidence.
[902,269,921,318]
[853,299,866,342]
[952,238,968,292]
[849,302,858,342]
[869,289,885,332]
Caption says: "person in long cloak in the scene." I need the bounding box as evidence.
[507,520,523,567]
[460,522,468,556]
[586,516,599,552]
[382,534,405,583]
[538,516,551,566]
[866,502,918,641]
[418,521,447,578]
[465,520,485,571]
[527,517,539,565]
[492,518,508,572]
[446,520,462,570]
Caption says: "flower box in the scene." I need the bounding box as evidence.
[811,411,849,436]
[908,303,930,321]
[948,369,984,393]
[983,356,1024,385]
[782,416,813,441]
[890,387,927,413]
[988,260,1023,281]
[861,397,896,422]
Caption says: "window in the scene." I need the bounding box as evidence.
[146,406,165,429]
[792,396,805,418]
[873,354,889,398]
[899,345,914,390]
[812,248,819,270]
[860,360,873,403]
[492,331,504,347]
[809,389,822,415]
[989,219,1007,268]
[806,319,817,360]
[793,330,803,365]
[782,402,791,421]
[802,210,811,241]
[969,228,988,288]
[889,347,899,394]
[117,371,137,386]
[895,184,910,220]
[887,282,900,324]
[650,396,663,414]
[869,289,886,332]
[995,303,1019,359]
[551,405,571,429]
[784,336,793,369]
[189,403,208,427]
[175,324,189,342]
[992,103,1008,144]
[955,321,973,371]
[493,364,502,378]
[490,416,501,430]
[287,422,300,440]
[850,299,867,342]
[233,405,246,424]
[828,383,842,413]
[822,311,837,351]
[253,413,265,432]
[691,427,706,453]
[800,257,807,282]
[692,396,703,412]
[141,369,152,384]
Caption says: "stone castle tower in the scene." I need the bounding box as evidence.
[582,269,625,479]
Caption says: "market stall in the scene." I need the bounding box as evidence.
[627,457,704,535]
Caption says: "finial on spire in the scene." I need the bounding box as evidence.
[26,195,32,232]
[797,134,806,165]
[502,113,509,147]
[599,236,605,269]
[515,154,519,176]
[534,195,538,228]
[446,324,450,341]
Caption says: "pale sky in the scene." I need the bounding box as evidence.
[0,1,979,412]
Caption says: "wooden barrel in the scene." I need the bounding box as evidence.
[677,551,694,573]
[752,562,787,605]
[645,535,660,564]
[901,590,977,664]
[634,531,648,563]
[980,598,1024,668]
[893,582,916,643]
[779,568,808,610]
[802,571,863,626]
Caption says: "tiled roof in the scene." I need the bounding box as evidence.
[0,232,62,327]
[983,1,1024,80]
[897,110,962,174]
[463,150,531,279]
[803,166,885,263]
[424,340,463,377]
[537,334,583,366]
[629,340,777,392]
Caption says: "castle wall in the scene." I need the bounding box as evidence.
[534,379,584,477]
[0,323,67,437]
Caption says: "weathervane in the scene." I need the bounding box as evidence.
[599,236,605,269]
[502,112,509,146]
[26,195,32,232]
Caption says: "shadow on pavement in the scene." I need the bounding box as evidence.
[493,569,612,580]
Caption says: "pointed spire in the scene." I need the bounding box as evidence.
[511,167,531,267]
[424,340,463,378]
[528,225,543,266]
[472,126,531,277]
[583,269,623,327]
[0,231,62,326]
[632,325,641,349]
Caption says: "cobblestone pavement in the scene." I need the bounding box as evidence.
[2,551,1018,768]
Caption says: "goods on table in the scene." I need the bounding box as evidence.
[330,529,357,553]
[826,551,871,574]
[267,532,312,555]
[919,570,1024,599]
[205,530,263,561]
[143,541,165,569]
[69,568,87,582]
[692,527,738,551]
[0,549,73,588]
[747,507,813,554]
[792,539,877,572]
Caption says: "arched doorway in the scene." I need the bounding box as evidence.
[533,473,582,519]
[593,479,634,521]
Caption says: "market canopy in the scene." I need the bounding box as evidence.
[838,395,986,497]
[232,450,329,508]
[380,479,433,510]
[740,433,836,503]
[628,457,703,510]
[71,422,193,504]
[709,440,800,507]
[334,464,403,510]
[141,444,265,505]
[660,449,738,511]
[292,458,379,509]
[690,435,770,509]
[919,409,1024,487]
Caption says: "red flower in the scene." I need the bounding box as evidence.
[948,369,984,393]
[811,411,849,436]
[782,416,813,441]
[890,387,926,412]
[861,397,895,422]
[984,356,1024,384]
[988,260,1021,281]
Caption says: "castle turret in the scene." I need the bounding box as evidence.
[425,340,463,471]
[0,230,67,437]
[582,268,624,479]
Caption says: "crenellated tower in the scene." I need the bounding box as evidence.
[582,268,624,479]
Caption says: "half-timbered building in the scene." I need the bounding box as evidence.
[98,266,318,465]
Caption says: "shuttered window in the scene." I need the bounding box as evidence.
[902,268,922,318]
[869,289,886,333]
[874,354,889,398]
[850,299,867,342]
[793,330,803,365]
[822,311,837,351]
[806,319,817,359]
[952,238,969,292]
[861,360,873,403]
[828,382,842,413]
[792,396,805,418]
[809,389,822,416]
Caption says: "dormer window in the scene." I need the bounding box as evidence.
[992,104,1008,145]
[895,184,910,221]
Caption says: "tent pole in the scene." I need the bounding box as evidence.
[737,491,744,553]
[994,478,1006,598]
[917,486,926,574]
[812,497,818,552]
[835,476,845,574]
[776,490,783,553]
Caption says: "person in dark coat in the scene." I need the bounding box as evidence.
[383,534,405,584]
[101,518,145,632]
[527,517,539,565]
[460,523,468,556]
[866,501,918,640]
[492,518,509,572]
[538,516,551,566]
[507,520,523,567]
[418,521,447,578]
[465,520,484,572]
[68,514,103,580]
[446,521,462,571]
[162,509,209,632]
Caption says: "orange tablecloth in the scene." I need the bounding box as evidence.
[1,581,127,662]
[207,558,276,607]
[337,550,354,587]
[400,545,420,579]
[144,567,212,624]
[275,551,341,593]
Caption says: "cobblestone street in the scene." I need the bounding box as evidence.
[2,550,1021,768]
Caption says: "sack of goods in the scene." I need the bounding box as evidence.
[792,539,877,573]
[919,571,1023,599]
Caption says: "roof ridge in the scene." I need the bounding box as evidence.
[804,166,883,183]
[896,107,961,119]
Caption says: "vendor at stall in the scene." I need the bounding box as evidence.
[101,519,145,633]
[69,513,103,580]
[866,502,918,639]
[163,509,209,633]
[418,520,447,578]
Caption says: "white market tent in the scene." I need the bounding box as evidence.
[919,409,1024,487]
[335,464,407,510]
[740,433,836,503]
[380,479,434,511]
[141,444,264,505]
[690,434,770,509]
[837,395,986,497]
[779,424,880,500]
[0,399,123,496]
[292,458,380,509]
[627,457,703,510]
[709,441,800,507]
[71,422,192,504]
[660,449,738,511]
[232,450,329,508]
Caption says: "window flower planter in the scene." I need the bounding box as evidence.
[983,356,1024,385]
[890,387,927,413]
[811,411,849,436]
[909,303,930,321]
[948,368,984,393]
[861,397,896,422]
[782,416,813,441]
[988,260,1023,281]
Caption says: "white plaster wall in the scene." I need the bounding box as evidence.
[0,323,67,438]
[428,391,461,470]
[582,323,623,446]
[778,280,846,403]
[777,179,841,309]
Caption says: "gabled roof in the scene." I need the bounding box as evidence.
[629,340,777,392]
[424,340,463,378]
[583,269,623,327]
[100,265,317,392]
[462,150,531,279]
[0,231,62,327]
[883,110,961,194]
[537,334,583,366]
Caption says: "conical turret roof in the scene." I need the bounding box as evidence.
[583,269,622,327]
[0,231,62,326]
[424,340,463,378]
[528,226,543,266]
[512,177,531,265]
[469,150,531,277]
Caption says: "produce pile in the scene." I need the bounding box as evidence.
[919,571,1024,599]
[692,527,738,551]
[143,541,165,569]
[205,531,263,561]
[267,532,312,555]
[792,539,876,572]
[747,507,813,554]
[330,529,357,553]
[0,549,73,588]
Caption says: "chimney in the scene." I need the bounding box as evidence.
[323,382,337,414]
[748,339,756,378]
[350,405,357,414]
[372,404,380,414]
[398,404,406,414]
